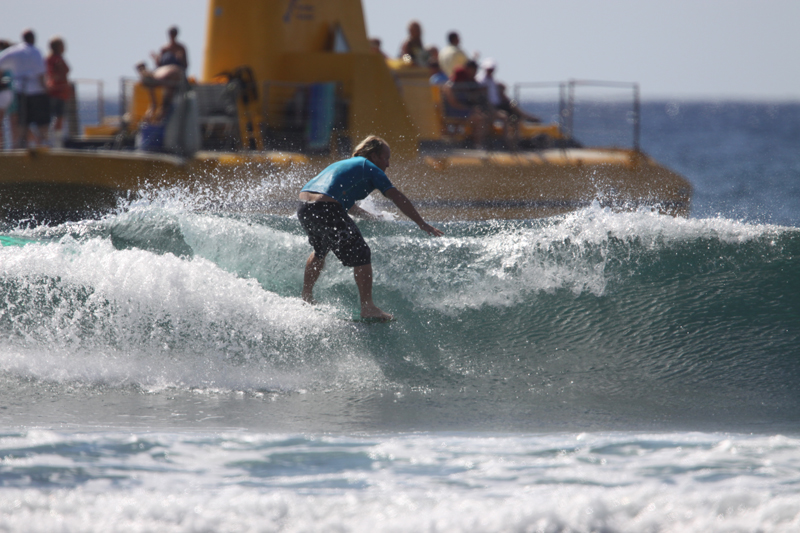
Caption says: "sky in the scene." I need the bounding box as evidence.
[1,0,798,101]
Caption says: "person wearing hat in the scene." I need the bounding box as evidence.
[476,58,501,108]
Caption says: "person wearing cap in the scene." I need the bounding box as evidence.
[477,59,542,129]
[476,58,501,108]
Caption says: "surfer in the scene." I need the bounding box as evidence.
[297,135,443,321]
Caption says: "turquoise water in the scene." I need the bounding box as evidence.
[0,102,799,531]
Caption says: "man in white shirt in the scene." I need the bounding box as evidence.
[0,29,50,147]
[438,32,468,78]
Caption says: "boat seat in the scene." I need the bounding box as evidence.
[193,83,241,148]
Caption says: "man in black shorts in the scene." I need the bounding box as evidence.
[298,135,443,321]
[0,30,50,148]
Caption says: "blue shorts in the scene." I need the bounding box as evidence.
[297,201,371,267]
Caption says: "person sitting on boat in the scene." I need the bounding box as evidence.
[152,26,188,71]
[297,135,443,322]
[399,21,429,66]
[477,59,541,125]
[428,60,448,85]
[442,60,490,147]
[476,58,501,110]
[136,61,185,121]
[438,31,468,78]
[496,82,541,124]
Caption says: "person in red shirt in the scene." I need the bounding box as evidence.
[442,61,489,148]
[46,36,70,146]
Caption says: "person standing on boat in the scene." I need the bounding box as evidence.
[153,26,188,71]
[0,29,49,148]
[438,31,468,78]
[0,40,13,150]
[399,21,429,66]
[46,36,71,148]
[297,135,443,321]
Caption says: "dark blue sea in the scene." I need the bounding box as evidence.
[0,101,799,531]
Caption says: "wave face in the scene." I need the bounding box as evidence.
[1,199,799,431]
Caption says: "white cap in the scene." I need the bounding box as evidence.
[481,58,496,70]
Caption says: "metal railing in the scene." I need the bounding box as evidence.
[514,79,640,150]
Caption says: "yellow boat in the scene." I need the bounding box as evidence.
[0,0,691,223]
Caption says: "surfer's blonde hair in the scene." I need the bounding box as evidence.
[352,135,389,159]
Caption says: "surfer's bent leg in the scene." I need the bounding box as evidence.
[354,263,393,322]
[297,200,390,320]
[302,252,325,304]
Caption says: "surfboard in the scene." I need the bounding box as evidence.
[0,235,38,247]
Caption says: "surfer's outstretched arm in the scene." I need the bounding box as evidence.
[384,188,443,236]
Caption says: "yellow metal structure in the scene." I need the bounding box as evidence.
[0,0,691,223]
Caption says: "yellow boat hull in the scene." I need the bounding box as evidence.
[0,146,690,222]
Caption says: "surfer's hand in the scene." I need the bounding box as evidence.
[349,205,378,221]
[420,222,443,237]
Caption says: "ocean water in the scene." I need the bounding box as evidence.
[0,101,799,531]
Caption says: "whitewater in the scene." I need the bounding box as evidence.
[0,101,799,531]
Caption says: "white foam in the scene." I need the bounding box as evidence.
[0,235,382,392]
[0,431,798,532]
[379,205,797,313]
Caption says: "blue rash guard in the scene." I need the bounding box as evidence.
[301,156,395,211]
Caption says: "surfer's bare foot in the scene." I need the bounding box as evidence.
[360,304,393,322]
[302,292,317,305]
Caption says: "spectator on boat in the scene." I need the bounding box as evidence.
[476,58,501,108]
[429,60,448,85]
[153,26,188,71]
[369,38,386,58]
[496,82,541,124]
[438,31,468,77]
[426,46,439,64]
[476,59,539,124]
[0,29,50,148]
[136,61,185,122]
[399,21,429,66]
[0,40,13,149]
[297,135,443,322]
[442,60,489,147]
[46,36,71,147]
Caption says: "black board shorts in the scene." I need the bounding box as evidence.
[297,201,371,267]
